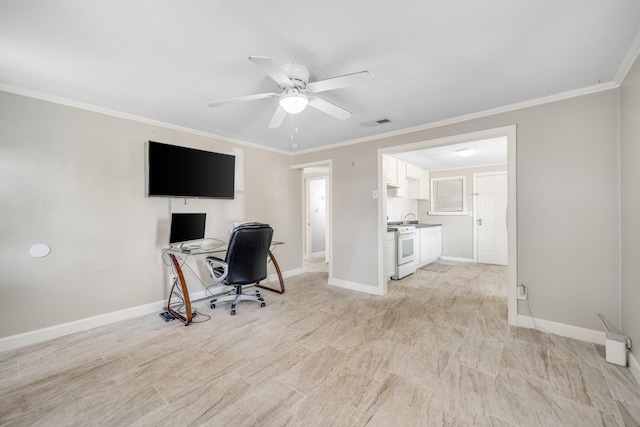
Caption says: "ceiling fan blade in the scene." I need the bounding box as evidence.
[249,56,294,88]
[308,97,351,120]
[268,106,287,129]
[307,71,374,93]
[208,92,278,107]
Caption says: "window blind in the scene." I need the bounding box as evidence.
[433,178,464,212]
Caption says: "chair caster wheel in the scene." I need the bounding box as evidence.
[210,303,216,309]
[260,303,266,308]
[230,310,236,315]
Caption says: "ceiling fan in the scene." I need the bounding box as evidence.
[208,56,374,129]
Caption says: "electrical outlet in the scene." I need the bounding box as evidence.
[517,284,528,300]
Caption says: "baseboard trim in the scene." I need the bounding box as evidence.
[439,256,474,263]
[328,278,383,295]
[0,267,305,352]
[309,251,326,261]
[629,351,640,384]
[269,267,305,282]
[517,314,605,345]
[0,301,164,353]
[487,315,639,380]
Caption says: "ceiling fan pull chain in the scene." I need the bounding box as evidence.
[290,114,294,140]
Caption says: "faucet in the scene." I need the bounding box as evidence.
[403,213,416,224]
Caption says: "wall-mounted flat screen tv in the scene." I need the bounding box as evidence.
[147,141,235,199]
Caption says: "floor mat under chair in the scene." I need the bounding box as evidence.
[421,262,455,273]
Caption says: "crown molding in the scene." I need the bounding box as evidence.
[294,81,619,155]
[614,29,640,84]
[0,84,290,156]
[0,76,623,159]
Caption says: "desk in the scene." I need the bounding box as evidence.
[164,241,285,325]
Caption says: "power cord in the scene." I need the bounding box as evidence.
[161,251,215,324]
[522,289,551,334]
[162,250,218,296]
[189,309,211,324]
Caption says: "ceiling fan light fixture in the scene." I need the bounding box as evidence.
[279,91,309,114]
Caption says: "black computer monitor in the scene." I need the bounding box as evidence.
[169,213,206,244]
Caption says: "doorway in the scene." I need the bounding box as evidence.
[474,171,508,265]
[306,176,327,261]
[379,125,517,325]
[295,162,331,275]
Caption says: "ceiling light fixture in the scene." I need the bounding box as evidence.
[279,90,309,114]
[456,148,473,157]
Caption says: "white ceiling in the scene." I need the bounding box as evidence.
[393,137,507,171]
[1,1,639,153]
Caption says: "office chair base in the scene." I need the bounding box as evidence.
[210,287,265,315]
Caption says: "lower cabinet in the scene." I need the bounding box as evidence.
[419,226,442,266]
[386,231,396,279]
[414,233,421,268]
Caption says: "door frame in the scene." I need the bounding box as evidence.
[291,160,332,279]
[473,170,508,264]
[378,125,517,325]
[305,175,328,261]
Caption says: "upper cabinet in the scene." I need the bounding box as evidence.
[384,155,406,197]
[384,155,399,187]
[396,160,406,197]
[407,166,430,200]
[384,155,429,199]
[406,163,421,181]
[419,169,430,200]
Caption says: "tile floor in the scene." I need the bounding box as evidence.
[1,261,639,426]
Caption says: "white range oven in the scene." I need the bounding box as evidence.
[389,225,417,280]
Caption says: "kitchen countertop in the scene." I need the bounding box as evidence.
[387,221,442,232]
[414,223,442,228]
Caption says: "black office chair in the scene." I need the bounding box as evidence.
[206,223,274,315]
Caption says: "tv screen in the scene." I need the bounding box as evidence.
[147,141,235,199]
[169,213,206,244]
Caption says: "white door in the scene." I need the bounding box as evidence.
[306,177,327,260]
[474,172,508,265]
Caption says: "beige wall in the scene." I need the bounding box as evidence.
[620,56,640,362]
[2,74,636,344]
[427,164,507,260]
[0,91,302,338]
[294,89,621,332]
[326,143,380,286]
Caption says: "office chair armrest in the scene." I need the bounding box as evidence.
[206,256,228,284]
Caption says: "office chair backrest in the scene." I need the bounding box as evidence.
[224,223,274,285]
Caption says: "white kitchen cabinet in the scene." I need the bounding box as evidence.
[428,227,442,259]
[406,163,421,180]
[386,231,396,278]
[420,230,429,265]
[420,226,442,265]
[419,169,430,200]
[406,166,430,200]
[384,155,406,197]
[384,155,399,186]
[395,160,407,197]
[407,178,419,199]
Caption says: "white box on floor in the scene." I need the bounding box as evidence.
[605,332,628,366]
